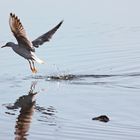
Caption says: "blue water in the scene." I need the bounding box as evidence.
[0,0,140,140]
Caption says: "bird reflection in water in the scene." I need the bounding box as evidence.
[14,81,37,140]
[4,81,57,139]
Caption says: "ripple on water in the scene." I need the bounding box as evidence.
[1,2,140,139]
[27,118,140,140]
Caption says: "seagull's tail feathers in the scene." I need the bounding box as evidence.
[31,52,45,64]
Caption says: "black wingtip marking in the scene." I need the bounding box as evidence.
[58,20,64,27]
[10,13,16,18]
[54,20,63,30]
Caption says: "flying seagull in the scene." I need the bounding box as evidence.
[1,13,63,73]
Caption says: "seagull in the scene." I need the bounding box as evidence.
[1,13,63,73]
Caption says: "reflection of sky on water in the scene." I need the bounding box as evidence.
[1,0,140,140]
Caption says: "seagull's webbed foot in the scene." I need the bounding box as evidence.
[32,67,37,73]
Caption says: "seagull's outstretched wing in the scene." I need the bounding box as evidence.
[32,20,63,48]
[9,13,35,52]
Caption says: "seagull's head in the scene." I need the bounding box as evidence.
[1,42,15,48]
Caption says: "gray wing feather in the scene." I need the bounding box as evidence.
[32,20,63,48]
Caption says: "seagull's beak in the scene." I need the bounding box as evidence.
[1,45,6,48]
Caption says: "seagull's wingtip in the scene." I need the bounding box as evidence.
[60,20,64,24]
[10,13,13,16]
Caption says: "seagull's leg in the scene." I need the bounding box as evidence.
[32,61,37,73]
[28,60,34,73]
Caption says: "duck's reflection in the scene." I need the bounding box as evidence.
[14,81,37,140]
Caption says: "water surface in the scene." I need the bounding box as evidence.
[1,0,140,140]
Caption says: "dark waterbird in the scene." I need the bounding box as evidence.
[1,13,63,73]
[92,115,110,123]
